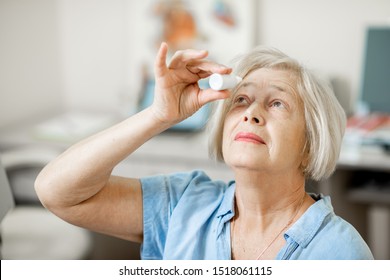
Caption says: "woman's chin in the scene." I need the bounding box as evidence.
[226,158,266,172]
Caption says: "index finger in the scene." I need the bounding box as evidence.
[169,49,209,69]
[187,60,232,78]
[154,42,169,77]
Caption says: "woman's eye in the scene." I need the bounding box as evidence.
[270,100,285,108]
[234,96,248,104]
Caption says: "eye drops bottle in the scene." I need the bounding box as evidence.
[209,73,242,90]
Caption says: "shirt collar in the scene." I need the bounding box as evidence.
[215,186,333,249]
[284,194,334,248]
[216,181,236,220]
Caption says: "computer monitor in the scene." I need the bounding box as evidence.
[359,26,390,113]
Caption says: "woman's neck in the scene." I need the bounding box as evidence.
[233,167,307,228]
[230,168,314,260]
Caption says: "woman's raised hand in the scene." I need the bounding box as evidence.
[150,42,232,126]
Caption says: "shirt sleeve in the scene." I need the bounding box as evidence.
[139,170,213,260]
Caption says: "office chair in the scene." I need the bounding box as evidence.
[1,147,92,259]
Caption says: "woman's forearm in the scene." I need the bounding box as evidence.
[35,42,230,210]
[34,43,231,242]
[35,107,170,208]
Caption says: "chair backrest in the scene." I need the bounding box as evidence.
[0,157,14,223]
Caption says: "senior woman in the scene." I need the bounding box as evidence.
[35,43,373,260]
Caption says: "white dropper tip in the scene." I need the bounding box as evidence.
[209,73,242,90]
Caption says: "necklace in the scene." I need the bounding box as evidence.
[231,194,306,260]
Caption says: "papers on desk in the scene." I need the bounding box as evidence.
[344,113,390,147]
[31,112,116,143]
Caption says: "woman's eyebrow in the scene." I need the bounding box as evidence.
[237,81,289,95]
[241,81,257,88]
[269,84,287,93]
[234,81,258,92]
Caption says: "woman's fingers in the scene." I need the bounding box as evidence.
[169,48,209,69]
[171,53,232,77]
[152,43,232,123]
[186,61,232,78]
[158,43,232,80]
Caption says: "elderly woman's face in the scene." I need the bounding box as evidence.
[222,68,306,175]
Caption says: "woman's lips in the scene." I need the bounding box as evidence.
[234,132,266,144]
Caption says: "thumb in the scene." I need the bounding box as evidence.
[198,88,231,107]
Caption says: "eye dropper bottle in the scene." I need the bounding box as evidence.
[209,73,242,90]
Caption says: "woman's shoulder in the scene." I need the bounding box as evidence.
[303,195,374,259]
[141,169,229,191]
[168,169,232,200]
[141,169,232,206]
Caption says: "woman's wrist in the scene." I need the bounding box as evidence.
[146,105,182,130]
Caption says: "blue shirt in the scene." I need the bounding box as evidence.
[140,170,373,260]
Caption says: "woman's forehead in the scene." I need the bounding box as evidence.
[233,68,299,96]
[244,68,296,87]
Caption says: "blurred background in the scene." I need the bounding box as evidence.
[0,0,389,260]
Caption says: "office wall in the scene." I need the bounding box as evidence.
[58,0,131,115]
[0,0,64,128]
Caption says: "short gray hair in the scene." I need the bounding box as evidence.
[208,46,346,181]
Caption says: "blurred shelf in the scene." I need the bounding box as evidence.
[348,188,390,205]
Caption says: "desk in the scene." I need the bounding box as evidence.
[0,115,234,181]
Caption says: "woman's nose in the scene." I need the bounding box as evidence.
[243,106,264,125]
[243,115,261,124]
